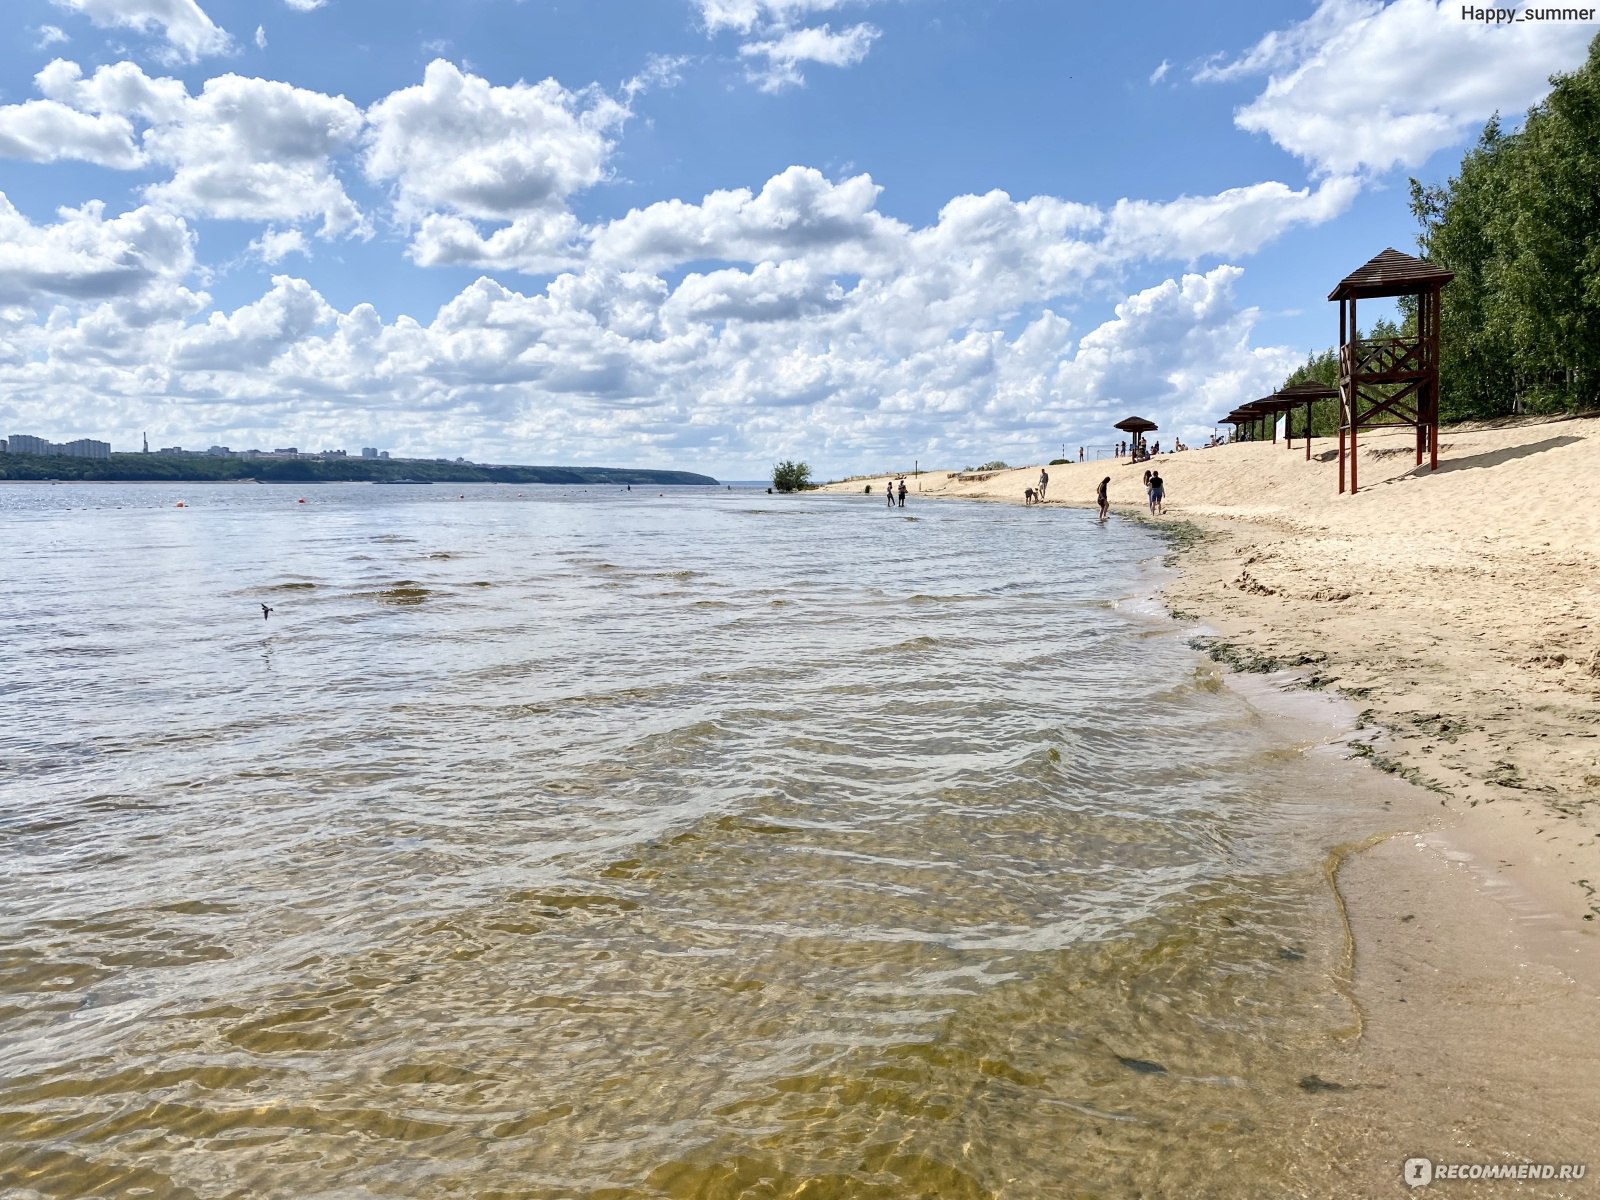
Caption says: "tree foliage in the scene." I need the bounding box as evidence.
[1279,34,1600,423]
[771,460,812,491]
[1411,33,1600,417]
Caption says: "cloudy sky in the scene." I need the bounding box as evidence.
[0,1,1592,476]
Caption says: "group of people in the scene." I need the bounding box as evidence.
[1023,468,1049,504]
[1092,469,1165,520]
[884,476,909,507]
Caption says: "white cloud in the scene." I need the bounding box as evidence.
[284,0,328,10]
[1149,59,1170,85]
[171,275,335,370]
[254,24,267,49]
[37,24,69,47]
[739,22,880,91]
[49,0,231,63]
[590,167,903,272]
[144,74,366,234]
[0,193,196,308]
[250,228,309,263]
[696,0,880,89]
[0,61,366,237]
[0,101,141,168]
[696,0,855,36]
[1204,0,1595,175]
[365,60,628,223]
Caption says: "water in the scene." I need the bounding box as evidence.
[1,482,1398,1197]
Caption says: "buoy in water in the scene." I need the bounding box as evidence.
[297,498,306,504]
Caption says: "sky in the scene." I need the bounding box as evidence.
[0,1,1594,477]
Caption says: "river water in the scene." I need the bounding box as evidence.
[0,482,1404,1197]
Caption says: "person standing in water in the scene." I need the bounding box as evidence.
[1096,476,1110,522]
[887,479,896,508]
[897,478,908,507]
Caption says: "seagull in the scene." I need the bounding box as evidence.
[261,604,274,620]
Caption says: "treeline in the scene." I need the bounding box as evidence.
[1277,32,1600,430]
[0,452,717,487]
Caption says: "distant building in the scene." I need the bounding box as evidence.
[7,434,50,455]
[379,451,390,459]
[361,447,378,458]
[0,438,7,454]
[272,448,299,456]
[59,439,110,459]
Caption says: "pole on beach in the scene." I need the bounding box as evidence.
[915,459,920,491]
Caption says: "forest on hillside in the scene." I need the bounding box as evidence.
[1274,32,1599,436]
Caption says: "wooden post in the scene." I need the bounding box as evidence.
[1305,399,1313,461]
[1338,298,1348,493]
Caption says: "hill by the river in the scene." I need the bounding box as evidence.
[0,453,717,487]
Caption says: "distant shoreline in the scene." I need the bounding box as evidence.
[0,452,717,488]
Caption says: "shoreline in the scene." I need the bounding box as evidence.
[821,417,1600,1187]
[818,416,1600,933]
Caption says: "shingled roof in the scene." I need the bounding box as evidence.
[1328,248,1454,301]
[1273,381,1338,400]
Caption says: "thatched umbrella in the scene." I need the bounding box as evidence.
[1113,415,1158,458]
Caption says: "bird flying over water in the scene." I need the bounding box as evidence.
[261,604,274,620]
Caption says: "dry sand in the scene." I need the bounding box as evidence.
[823,418,1600,1189]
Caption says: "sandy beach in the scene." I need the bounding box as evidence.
[825,416,1600,1190]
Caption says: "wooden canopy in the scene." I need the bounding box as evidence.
[1328,247,1454,301]
[1113,416,1158,433]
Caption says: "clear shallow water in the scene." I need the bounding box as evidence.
[1,483,1390,1197]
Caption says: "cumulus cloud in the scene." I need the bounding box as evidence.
[365,60,628,222]
[37,24,69,47]
[1202,0,1594,175]
[49,0,231,63]
[0,61,366,236]
[0,193,195,308]
[0,101,141,168]
[144,74,366,234]
[250,228,310,263]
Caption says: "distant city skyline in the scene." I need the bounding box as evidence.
[0,2,1594,476]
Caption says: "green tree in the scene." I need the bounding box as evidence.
[771,460,812,492]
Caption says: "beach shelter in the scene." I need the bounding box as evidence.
[1113,416,1158,457]
[1270,381,1338,459]
[1329,248,1453,493]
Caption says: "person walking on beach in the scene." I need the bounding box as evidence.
[897,478,908,507]
[1078,446,1084,462]
[1148,469,1165,515]
[1096,476,1110,522]
[1038,468,1048,502]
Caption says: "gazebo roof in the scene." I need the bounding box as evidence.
[1328,247,1454,301]
[1113,415,1158,433]
[1273,381,1338,400]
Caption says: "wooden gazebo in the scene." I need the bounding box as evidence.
[1270,381,1338,459]
[1329,248,1453,493]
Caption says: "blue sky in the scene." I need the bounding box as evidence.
[0,0,1593,476]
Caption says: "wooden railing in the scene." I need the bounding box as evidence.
[1341,336,1426,379]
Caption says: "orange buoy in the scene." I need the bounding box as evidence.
[297,498,306,504]
[175,501,185,507]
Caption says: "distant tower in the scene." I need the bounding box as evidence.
[143,432,149,453]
